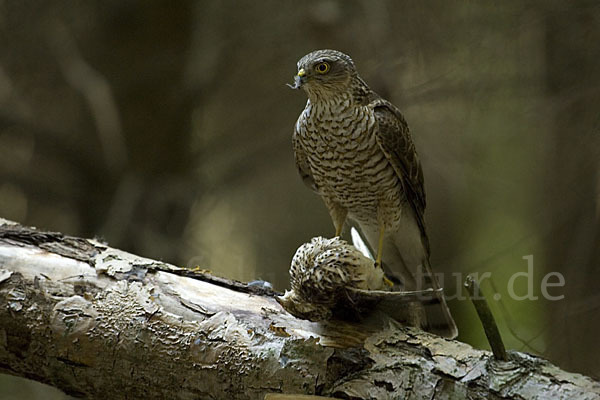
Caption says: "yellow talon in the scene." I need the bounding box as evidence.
[383,276,394,287]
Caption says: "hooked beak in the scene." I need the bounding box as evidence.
[287,68,307,90]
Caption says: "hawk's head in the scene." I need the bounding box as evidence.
[289,49,357,98]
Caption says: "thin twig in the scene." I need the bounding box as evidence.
[464,275,508,361]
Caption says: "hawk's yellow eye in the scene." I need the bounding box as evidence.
[315,62,330,74]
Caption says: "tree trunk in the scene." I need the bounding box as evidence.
[0,219,598,399]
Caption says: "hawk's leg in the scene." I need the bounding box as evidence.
[375,224,385,266]
[375,224,395,287]
[324,199,347,237]
[332,208,348,237]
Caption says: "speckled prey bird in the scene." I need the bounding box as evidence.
[290,49,457,338]
[278,236,388,321]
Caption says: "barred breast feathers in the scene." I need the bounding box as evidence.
[295,89,404,229]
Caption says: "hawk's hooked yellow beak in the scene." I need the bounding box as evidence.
[288,68,307,89]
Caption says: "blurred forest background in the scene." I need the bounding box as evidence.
[0,1,599,398]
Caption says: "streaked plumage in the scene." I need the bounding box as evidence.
[290,49,457,338]
[277,236,388,321]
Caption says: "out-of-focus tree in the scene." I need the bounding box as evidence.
[542,2,600,376]
[0,0,197,264]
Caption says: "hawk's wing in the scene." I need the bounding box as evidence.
[369,97,430,254]
[370,97,458,338]
[293,122,320,194]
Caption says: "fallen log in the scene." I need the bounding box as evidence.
[0,219,598,399]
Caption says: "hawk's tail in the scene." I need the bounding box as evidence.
[357,224,458,339]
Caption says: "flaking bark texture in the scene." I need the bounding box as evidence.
[0,219,598,400]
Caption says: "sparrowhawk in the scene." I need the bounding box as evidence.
[290,49,457,338]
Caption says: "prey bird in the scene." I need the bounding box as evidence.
[289,49,457,338]
[278,236,445,324]
[277,236,388,322]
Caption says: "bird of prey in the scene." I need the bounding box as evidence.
[290,49,457,338]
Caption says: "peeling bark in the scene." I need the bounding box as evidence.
[0,219,598,399]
